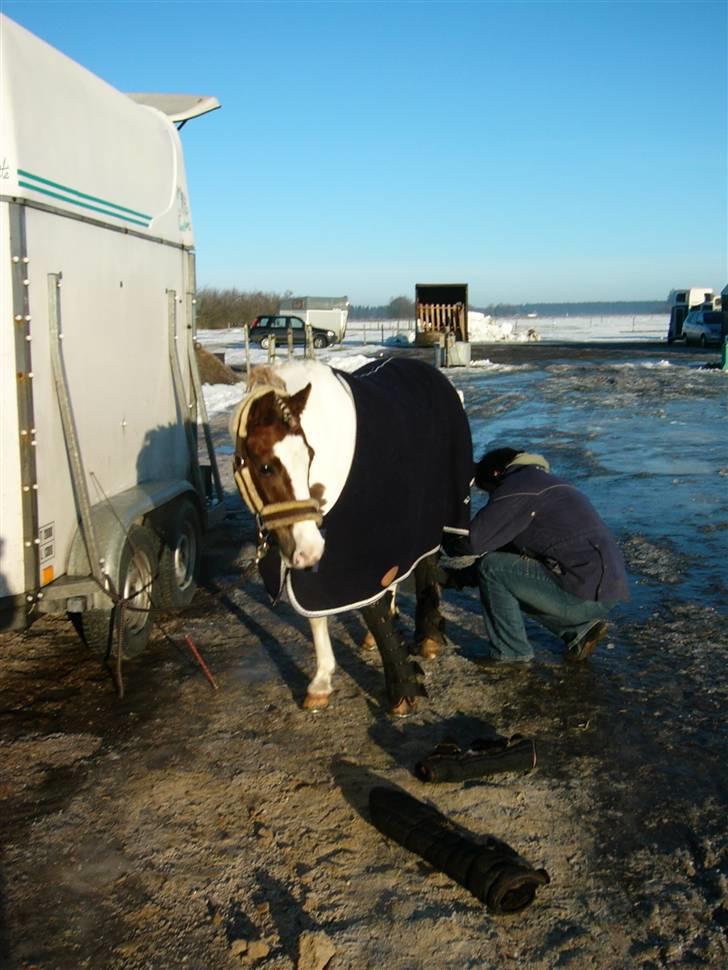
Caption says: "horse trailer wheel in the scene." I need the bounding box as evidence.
[155,500,201,609]
[313,334,327,349]
[74,525,158,659]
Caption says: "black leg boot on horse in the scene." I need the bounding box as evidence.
[414,553,447,660]
[362,595,427,718]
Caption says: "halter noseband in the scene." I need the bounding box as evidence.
[231,384,323,533]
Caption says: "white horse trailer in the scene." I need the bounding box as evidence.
[278,296,350,341]
[0,15,223,657]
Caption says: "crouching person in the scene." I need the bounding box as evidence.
[447,448,629,664]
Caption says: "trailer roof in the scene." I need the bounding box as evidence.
[0,15,209,246]
[126,93,221,124]
[280,296,349,310]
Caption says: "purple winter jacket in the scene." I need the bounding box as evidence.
[469,465,629,603]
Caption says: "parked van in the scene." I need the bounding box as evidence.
[682,308,727,347]
[1,15,222,657]
[666,287,715,342]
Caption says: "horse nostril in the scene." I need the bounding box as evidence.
[293,548,322,569]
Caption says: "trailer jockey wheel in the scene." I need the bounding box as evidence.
[154,498,201,610]
[76,524,159,660]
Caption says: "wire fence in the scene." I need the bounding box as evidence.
[345,319,417,343]
[510,314,667,342]
[345,315,668,344]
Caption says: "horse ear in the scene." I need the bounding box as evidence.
[287,383,312,421]
[310,481,326,508]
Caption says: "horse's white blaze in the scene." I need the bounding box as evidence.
[275,361,356,514]
[274,432,325,568]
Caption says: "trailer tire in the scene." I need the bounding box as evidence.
[73,524,158,659]
[155,499,201,609]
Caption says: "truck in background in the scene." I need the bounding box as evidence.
[1,15,223,658]
[278,295,349,341]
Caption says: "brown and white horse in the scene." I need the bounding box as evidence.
[230,357,472,716]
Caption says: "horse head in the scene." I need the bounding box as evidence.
[231,378,325,569]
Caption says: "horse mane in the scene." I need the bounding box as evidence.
[247,365,287,393]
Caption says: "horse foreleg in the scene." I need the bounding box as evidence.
[361,588,397,650]
[303,616,336,711]
[415,552,446,660]
[361,596,427,718]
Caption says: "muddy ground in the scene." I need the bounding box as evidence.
[1,342,726,969]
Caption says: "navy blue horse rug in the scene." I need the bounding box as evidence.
[259,356,473,617]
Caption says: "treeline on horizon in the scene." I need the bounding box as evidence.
[349,299,669,319]
[196,287,668,329]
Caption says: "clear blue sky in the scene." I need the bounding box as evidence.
[3,0,727,305]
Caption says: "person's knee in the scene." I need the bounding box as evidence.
[478,551,514,581]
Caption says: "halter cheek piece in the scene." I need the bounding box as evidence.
[231,386,323,547]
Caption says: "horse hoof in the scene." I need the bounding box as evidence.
[418,637,441,660]
[389,697,417,718]
[361,630,377,651]
[303,692,330,712]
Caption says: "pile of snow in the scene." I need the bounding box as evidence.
[467,311,534,343]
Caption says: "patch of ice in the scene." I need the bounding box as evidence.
[469,358,531,372]
[613,360,673,369]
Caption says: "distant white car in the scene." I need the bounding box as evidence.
[681,309,726,347]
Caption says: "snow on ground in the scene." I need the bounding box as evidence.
[198,314,672,415]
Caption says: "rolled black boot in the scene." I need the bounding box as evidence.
[415,734,537,783]
[369,786,549,914]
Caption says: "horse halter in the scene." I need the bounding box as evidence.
[231,385,323,538]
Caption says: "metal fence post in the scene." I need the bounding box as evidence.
[243,323,250,384]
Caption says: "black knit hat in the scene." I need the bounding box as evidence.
[474,447,520,490]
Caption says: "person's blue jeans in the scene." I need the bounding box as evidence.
[477,552,613,662]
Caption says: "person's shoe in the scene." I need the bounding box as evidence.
[473,655,532,669]
[565,620,608,662]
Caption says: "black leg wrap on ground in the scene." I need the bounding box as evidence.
[415,734,537,783]
[361,601,427,704]
[369,787,550,915]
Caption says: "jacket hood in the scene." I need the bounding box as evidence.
[505,453,550,473]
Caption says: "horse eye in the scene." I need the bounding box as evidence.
[259,463,274,476]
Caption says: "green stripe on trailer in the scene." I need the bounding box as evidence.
[17,169,152,224]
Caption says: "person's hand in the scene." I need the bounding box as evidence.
[441,533,473,557]
[437,563,479,590]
